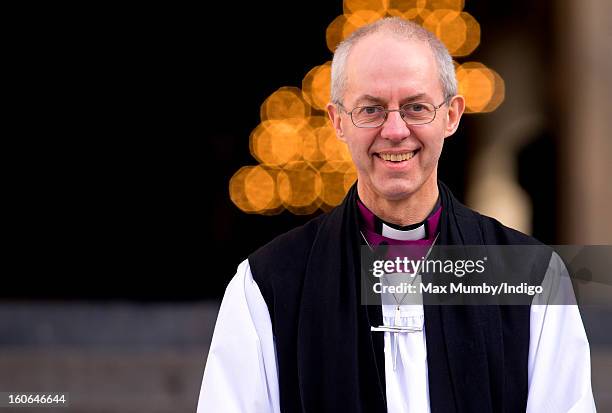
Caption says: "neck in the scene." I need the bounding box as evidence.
[357,179,439,227]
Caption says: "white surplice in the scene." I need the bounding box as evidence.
[197,253,596,413]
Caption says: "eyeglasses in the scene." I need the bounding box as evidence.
[337,99,448,128]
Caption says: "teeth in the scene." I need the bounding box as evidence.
[379,151,415,162]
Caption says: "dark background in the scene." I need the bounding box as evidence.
[7,0,558,300]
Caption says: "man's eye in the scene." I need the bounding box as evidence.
[402,103,434,116]
[361,106,382,115]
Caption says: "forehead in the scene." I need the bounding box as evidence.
[344,33,442,104]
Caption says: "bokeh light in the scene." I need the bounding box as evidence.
[307,115,331,129]
[387,0,428,20]
[422,10,479,56]
[343,165,358,193]
[250,119,309,166]
[302,62,332,110]
[319,161,354,208]
[303,119,329,166]
[456,62,505,113]
[326,15,348,52]
[260,87,311,123]
[481,68,505,112]
[426,0,464,11]
[343,0,386,15]
[316,123,353,168]
[448,11,479,56]
[229,166,281,214]
[343,10,386,38]
[278,162,323,215]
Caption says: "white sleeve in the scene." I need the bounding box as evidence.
[197,259,280,413]
[527,252,597,412]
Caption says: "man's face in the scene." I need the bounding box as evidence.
[328,33,464,203]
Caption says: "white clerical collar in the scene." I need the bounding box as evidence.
[356,195,440,241]
[381,222,426,241]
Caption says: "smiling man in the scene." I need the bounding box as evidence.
[198,18,595,413]
[327,27,460,227]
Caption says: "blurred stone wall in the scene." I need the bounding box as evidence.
[0,302,219,413]
[0,302,609,412]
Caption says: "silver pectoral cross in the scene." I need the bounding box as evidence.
[370,305,423,371]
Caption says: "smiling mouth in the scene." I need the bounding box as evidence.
[375,150,419,162]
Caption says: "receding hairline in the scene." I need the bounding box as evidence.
[330,17,457,105]
[345,31,440,74]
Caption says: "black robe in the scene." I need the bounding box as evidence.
[249,181,551,413]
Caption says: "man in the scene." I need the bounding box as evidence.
[198,18,595,412]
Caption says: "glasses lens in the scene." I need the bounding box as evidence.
[401,102,436,125]
[352,106,385,128]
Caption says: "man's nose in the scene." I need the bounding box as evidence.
[380,110,411,141]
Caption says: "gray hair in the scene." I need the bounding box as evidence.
[330,17,457,105]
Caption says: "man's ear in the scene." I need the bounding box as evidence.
[327,102,346,142]
[444,95,465,138]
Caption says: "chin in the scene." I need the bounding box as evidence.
[374,180,422,201]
